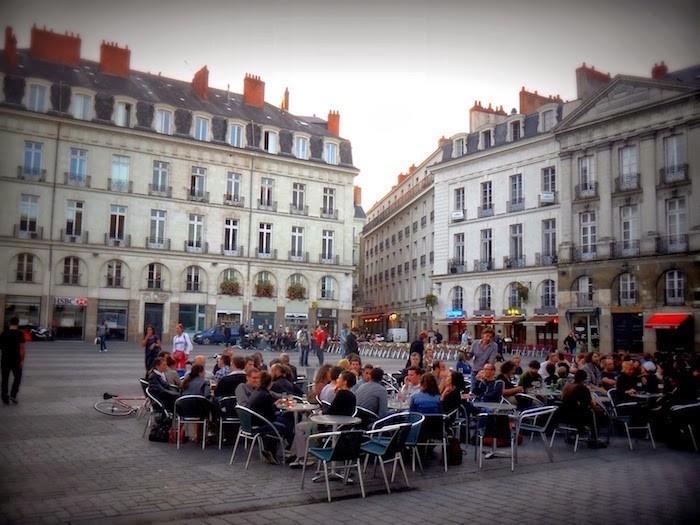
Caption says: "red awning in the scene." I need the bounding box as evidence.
[494,316,525,325]
[436,317,466,325]
[464,316,494,325]
[523,315,559,326]
[644,313,691,330]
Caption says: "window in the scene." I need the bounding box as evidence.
[454,187,465,211]
[222,269,239,283]
[579,156,594,189]
[226,172,241,201]
[481,181,492,210]
[322,230,334,260]
[510,173,523,204]
[27,84,47,112]
[65,200,83,236]
[16,254,34,282]
[322,187,336,215]
[291,226,304,257]
[229,123,244,147]
[665,270,685,305]
[19,194,38,233]
[149,209,166,244]
[542,279,556,308]
[481,130,491,149]
[186,266,201,292]
[194,116,210,141]
[619,145,638,182]
[511,120,521,141]
[542,166,556,193]
[111,155,130,192]
[109,205,126,240]
[147,263,163,289]
[223,219,238,252]
[666,197,687,249]
[258,223,272,254]
[292,183,305,210]
[106,261,123,287]
[294,136,309,159]
[190,166,206,198]
[580,211,596,257]
[541,109,555,131]
[577,276,594,305]
[260,177,274,207]
[23,141,43,176]
[619,273,636,305]
[453,233,465,264]
[542,219,557,258]
[478,284,492,311]
[155,109,172,135]
[69,148,87,181]
[451,286,464,311]
[453,138,464,157]
[509,283,522,309]
[324,142,338,164]
[620,205,638,253]
[152,161,169,193]
[63,257,80,285]
[263,130,278,154]
[188,214,204,249]
[510,224,523,262]
[664,135,685,171]
[71,93,91,120]
[321,276,335,299]
[480,229,492,265]
[115,102,131,127]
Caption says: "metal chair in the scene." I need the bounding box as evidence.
[511,406,558,471]
[371,411,425,473]
[137,378,151,419]
[361,423,412,494]
[413,413,450,472]
[607,388,656,451]
[549,406,596,453]
[217,396,240,449]
[174,395,212,450]
[300,430,366,502]
[670,402,700,452]
[353,406,379,429]
[229,405,286,469]
[144,386,172,438]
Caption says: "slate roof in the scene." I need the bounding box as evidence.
[354,205,367,219]
[664,65,700,84]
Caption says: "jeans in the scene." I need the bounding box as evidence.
[1,364,22,401]
[99,336,107,351]
[299,346,310,367]
[316,347,324,365]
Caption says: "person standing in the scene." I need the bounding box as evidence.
[339,323,349,356]
[172,323,193,376]
[142,324,161,373]
[564,330,577,355]
[346,328,358,357]
[97,320,109,353]
[313,324,327,366]
[296,325,311,367]
[470,328,499,385]
[406,331,427,368]
[1,317,26,405]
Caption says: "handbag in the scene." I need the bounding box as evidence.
[94,337,100,345]
[446,437,463,466]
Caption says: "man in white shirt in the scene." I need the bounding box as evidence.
[399,367,422,400]
[319,366,343,406]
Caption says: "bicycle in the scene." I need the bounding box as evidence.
[94,392,148,417]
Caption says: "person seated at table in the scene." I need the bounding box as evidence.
[157,351,182,389]
[456,351,472,376]
[571,352,587,374]
[147,357,181,411]
[615,360,642,403]
[244,356,256,372]
[400,366,422,400]
[560,370,598,437]
[441,371,465,415]
[555,366,570,391]
[252,352,267,371]
[640,361,660,394]
[423,345,436,372]
[582,351,603,387]
[181,355,207,383]
[320,366,344,406]
[279,353,298,382]
[471,363,504,403]
[247,372,293,464]
[328,371,357,416]
[235,367,260,407]
[401,352,424,381]
[511,355,523,376]
[432,360,450,391]
[518,360,543,392]
[496,361,523,402]
[356,367,388,418]
[543,363,558,386]
[355,364,374,390]
[270,363,303,397]
[538,352,559,378]
[347,353,362,378]
[309,364,332,403]
[214,356,247,400]
[600,357,618,390]
[181,364,210,397]
[336,358,350,370]
[409,373,442,414]
[213,354,231,383]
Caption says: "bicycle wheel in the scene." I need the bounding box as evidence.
[94,399,135,416]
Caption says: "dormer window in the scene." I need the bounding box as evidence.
[194,116,210,141]
[511,120,521,141]
[263,130,279,154]
[324,141,339,165]
[541,109,556,132]
[452,137,465,157]
[294,135,309,159]
[27,83,47,112]
[115,101,132,127]
[480,129,492,149]
[71,93,92,120]
[155,108,173,135]
[229,123,244,147]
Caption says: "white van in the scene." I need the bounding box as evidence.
[386,328,408,343]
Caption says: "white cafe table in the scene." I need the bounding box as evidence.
[308,414,361,482]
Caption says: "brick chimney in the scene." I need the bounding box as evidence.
[280,87,289,111]
[397,173,408,184]
[243,73,265,108]
[469,100,508,132]
[575,62,611,100]
[519,87,562,114]
[353,186,362,207]
[438,135,450,147]
[651,61,668,80]
[408,163,417,175]
[191,66,209,100]
[4,27,18,72]
[327,110,340,135]
[29,25,81,67]
[99,41,130,78]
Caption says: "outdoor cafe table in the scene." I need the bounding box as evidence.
[388,397,410,411]
[281,401,320,424]
[471,402,518,459]
[530,388,562,400]
[309,414,362,482]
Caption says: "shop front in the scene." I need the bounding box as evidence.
[97,299,129,341]
[317,308,337,336]
[250,311,275,332]
[179,304,207,335]
[437,309,466,343]
[567,308,600,352]
[285,300,309,331]
[53,296,87,340]
[645,312,693,353]
[612,311,643,353]
[495,315,526,348]
[523,315,559,351]
[4,295,41,329]
[360,314,384,337]
[465,315,494,340]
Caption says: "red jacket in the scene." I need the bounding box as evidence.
[314,328,327,349]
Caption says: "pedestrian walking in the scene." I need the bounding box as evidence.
[97,320,109,352]
[470,327,499,385]
[172,323,193,376]
[339,323,349,356]
[313,324,327,366]
[142,324,161,373]
[296,325,311,367]
[1,316,25,405]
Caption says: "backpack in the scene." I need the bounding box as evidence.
[446,437,463,466]
[148,417,171,443]
[298,330,309,346]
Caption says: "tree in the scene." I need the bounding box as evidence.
[424,293,438,308]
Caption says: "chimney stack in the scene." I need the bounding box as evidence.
[327,110,340,135]
[99,41,130,78]
[575,62,611,100]
[29,24,81,67]
[243,74,265,108]
[4,27,18,72]
[191,66,209,100]
[280,87,289,111]
[519,87,562,114]
[651,61,668,80]
[353,186,362,207]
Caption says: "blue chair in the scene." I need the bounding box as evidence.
[371,411,425,473]
[229,406,285,469]
[174,395,211,450]
[217,396,240,450]
[361,423,412,494]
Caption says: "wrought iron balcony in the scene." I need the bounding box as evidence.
[506,199,525,213]
[13,225,43,240]
[184,240,208,253]
[105,233,131,247]
[257,199,278,212]
[614,174,641,193]
[145,237,170,250]
[63,172,91,187]
[61,229,88,244]
[659,164,689,186]
[473,258,494,272]
[288,250,308,262]
[222,244,244,256]
[256,248,278,259]
[223,194,245,207]
[612,240,640,257]
[574,182,599,200]
[108,178,133,193]
[187,190,210,203]
[17,166,46,181]
[535,252,557,266]
[319,254,340,265]
[477,205,494,218]
[656,234,688,254]
[290,203,309,216]
[503,255,526,269]
[148,184,172,197]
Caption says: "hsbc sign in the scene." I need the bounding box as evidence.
[55,297,88,306]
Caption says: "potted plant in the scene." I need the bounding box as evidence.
[255,281,274,298]
[516,282,529,303]
[287,283,306,300]
[424,293,438,308]
[219,279,241,296]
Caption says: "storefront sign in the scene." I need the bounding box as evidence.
[317,308,337,318]
[445,309,464,318]
[55,297,88,306]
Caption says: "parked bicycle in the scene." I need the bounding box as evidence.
[94,392,148,417]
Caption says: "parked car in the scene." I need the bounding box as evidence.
[193,326,238,345]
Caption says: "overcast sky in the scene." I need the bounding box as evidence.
[2,0,698,209]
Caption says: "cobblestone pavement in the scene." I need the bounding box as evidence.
[1,342,698,525]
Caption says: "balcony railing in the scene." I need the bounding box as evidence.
[619,296,637,307]
[108,178,133,193]
[187,190,210,203]
[148,184,172,197]
[17,166,46,181]
[290,203,309,216]
[659,164,689,186]
[105,233,131,247]
[61,229,88,244]
[503,255,526,269]
[320,207,339,220]
[538,191,558,206]
[535,252,557,266]
[574,182,599,200]
[320,293,336,301]
[506,199,525,213]
[221,244,244,256]
[534,305,558,315]
[257,199,278,212]
[319,254,340,265]
[185,282,202,292]
[474,307,494,316]
[450,209,466,223]
[64,172,91,187]
[612,239,640,257]
[576,292,595,307]
[477,205,494,218]
[666,294,685,306]
[13,225,43,240]
[473,258,494,272]
[62,273,82,286]
[614,174,641,193]
[146,279,164,290]
[288,250,308,262]
[656,234,688,254]
[256,248,278,259]
[105,276,123,288]
[572,246,598,262]
[146,237,170,250]
[224,194,245,207]
[184,240,208,253]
